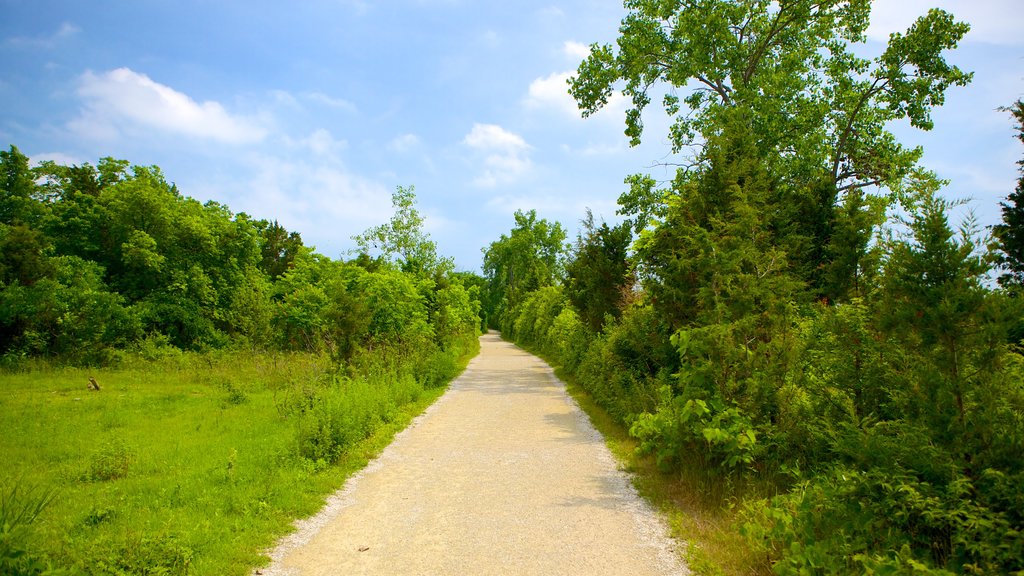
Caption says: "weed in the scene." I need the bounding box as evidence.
[82,440,133,482]
[217,379,248,407]
[0,480,60,575]
[81,505,116,527]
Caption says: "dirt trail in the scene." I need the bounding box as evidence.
[257,332,687,576]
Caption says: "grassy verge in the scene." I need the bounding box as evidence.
[549,364,773,576]
[0,345,474,575]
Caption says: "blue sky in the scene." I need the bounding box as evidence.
[1,1,1022,271]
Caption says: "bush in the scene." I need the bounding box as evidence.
[82,441,133,483]
[742,466,1024,575]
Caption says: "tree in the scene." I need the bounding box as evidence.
[571,0,971,297]
[1,145,43,226]
[481,209,566,327]
[353,185,450,276]
[881,177,1002,443]
[565,210,634,332]
[256,219,305,280]
[994,99,1024,289]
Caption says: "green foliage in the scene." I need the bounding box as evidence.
[82,440,134,483]
[256,219,305,281]
[481,209,566,327]
[742,466,1024,575]
[353,185,451,276]
[572,0,971,297]
[565,210,634,332]
[1,145,44,227]
[631,388,758,471]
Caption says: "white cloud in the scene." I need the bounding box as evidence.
[464,123,529,151]
[70,68,267,144]
[462,123,533,187]
[868,1,1024,46]
[30,151,85,167]
[563,41,590,60]
[523,68,627,123]
[243,154,393,254]
[524,71,579,116]
[389,133,421,153]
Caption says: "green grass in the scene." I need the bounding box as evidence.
[0,348,469,575]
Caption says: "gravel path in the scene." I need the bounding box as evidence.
[257,332,687,576]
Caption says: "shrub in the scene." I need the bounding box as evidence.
[82,441,133,482]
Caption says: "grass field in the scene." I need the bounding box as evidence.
[0,349,466,575]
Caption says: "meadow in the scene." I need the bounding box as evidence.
[0,347,469,575]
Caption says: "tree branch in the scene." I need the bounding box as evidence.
[831,75,892,184]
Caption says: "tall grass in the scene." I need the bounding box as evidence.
[0,337,478,574]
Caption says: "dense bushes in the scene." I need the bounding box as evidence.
[492,192,1023,572]
[486,144,1023,573]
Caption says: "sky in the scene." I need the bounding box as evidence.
[1,1,1022,272]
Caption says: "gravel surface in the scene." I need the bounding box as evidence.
[256,332,688,576]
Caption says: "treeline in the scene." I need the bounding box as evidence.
[0,148,482,574]
[0,147,481,370]
[482,2,1024,574]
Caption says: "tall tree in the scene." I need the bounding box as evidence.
[994,99,1024,289]
[565,210,634,332]
[571,0,971,297]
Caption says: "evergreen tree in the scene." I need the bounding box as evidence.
[994,99,1024,288]
[564,210,633,332]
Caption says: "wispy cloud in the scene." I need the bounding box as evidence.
[287,128,347,157]
[463,123,533,187]
[242,153,393,254]
[867,1,1024,46]
[305,91,358,112]
[7,22,80,49]
[389,133,421,153]
[69,68,267,144]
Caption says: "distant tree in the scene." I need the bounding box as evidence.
[256,219,305,280]
[0,224,54,287]
[565,210,633,332]
[994,99,1024,289]
[353,185,450,276]
[1,145,44,226]
[481,209,566,327]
